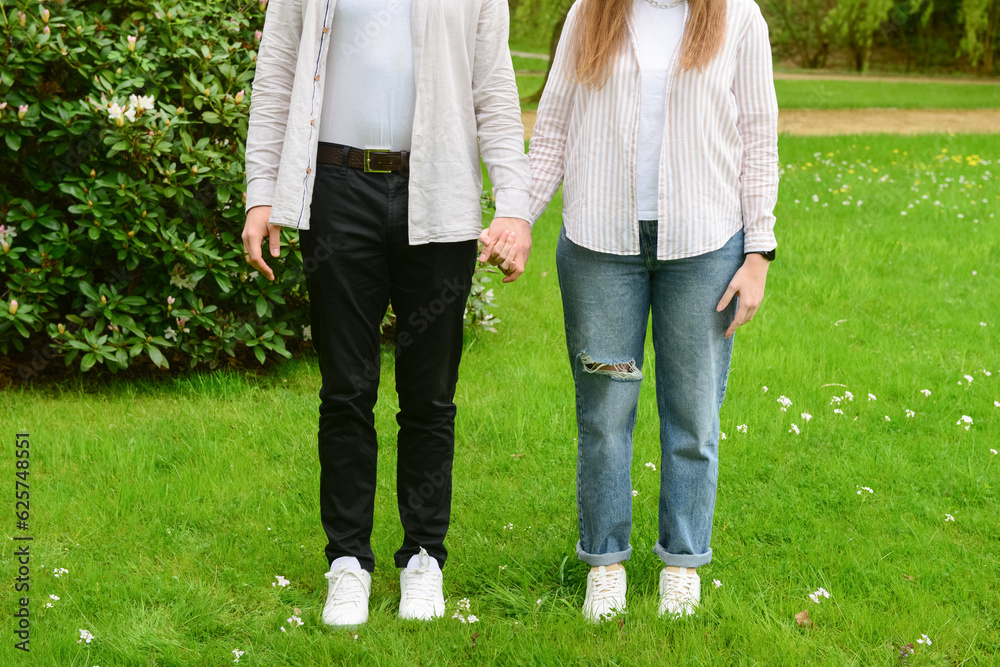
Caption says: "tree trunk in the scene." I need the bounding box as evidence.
[520,8,569,105]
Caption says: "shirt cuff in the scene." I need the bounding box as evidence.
[245,178,276,213]
[492,187,533,226]
[743,228,777,254]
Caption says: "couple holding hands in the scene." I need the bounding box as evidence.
[242,0,778,627]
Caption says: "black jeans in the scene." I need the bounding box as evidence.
[300,162,476,573]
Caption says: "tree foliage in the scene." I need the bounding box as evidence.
[511,0,1000,73]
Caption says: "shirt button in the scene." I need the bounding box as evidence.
[314,75,320,81]
[306,168,312,174]
[323,27,329,33]
[310,119,315,126]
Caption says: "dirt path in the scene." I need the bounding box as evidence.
[520,108,1000,138]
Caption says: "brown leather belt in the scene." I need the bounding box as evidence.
[316,142,410,173]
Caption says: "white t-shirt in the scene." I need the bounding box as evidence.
[633,0,686,220]
[319,0,416,151]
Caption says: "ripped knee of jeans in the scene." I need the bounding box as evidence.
[579,353,643,380]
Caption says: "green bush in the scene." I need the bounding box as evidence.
[0,0,498,382]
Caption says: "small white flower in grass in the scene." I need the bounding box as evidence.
[917,634,932,645]
[499,565,506,570]
[280,627,286,632]
[536,599,542,605]
[868,393,877,401]
[945,514,954,522]
[720,431,726,440]
[233,649,244,662]
[994,401,1000,408]
[921,389,931,397]
[801,412,812,422]
[964,374,974,384]
[762,386,768,392]
[957,415,973,430]
[273,575,290,588]
[777,395,792,411]
[645,462,656,471]
[906,409,915,418]
[857,486,874,495]
[789,424,800,435]
[713,579,722,589]
[78,629,94,644]
[50,594,60,601]
[632,489,639,497]
[503,522,513,530]
[737,424,748,433]
[286,615,303,627]
[990,449,997,455]
[884,415,891,422]
[834,408,844,414]
[466,614,479,623]
[844,390,854,401]
[981,322,987,327]
[808,588,830,604]
[53,568,68,577]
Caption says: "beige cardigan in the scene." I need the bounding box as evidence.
[245,0,531,243]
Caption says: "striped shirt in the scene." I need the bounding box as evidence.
[528,0,779,260]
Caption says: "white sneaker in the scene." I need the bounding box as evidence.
[322,558,371,628]
[398,548,445,620]
[658,567,700,618]
[582,565,627,623]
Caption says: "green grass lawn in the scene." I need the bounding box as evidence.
[514,68,1000,110]
[774,79,1000,109]
[3,134,999,665]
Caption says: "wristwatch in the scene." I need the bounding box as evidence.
[747,249,776,261]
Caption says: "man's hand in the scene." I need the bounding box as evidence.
[716,253,770,339]
[241,205,280,281]
[477,217,532,283]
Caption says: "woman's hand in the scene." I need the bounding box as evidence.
[716,253,770,339]
[477,217,533,283]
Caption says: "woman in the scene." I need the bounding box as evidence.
[528,0,778,621]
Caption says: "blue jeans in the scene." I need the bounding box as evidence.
[556,223,744,569]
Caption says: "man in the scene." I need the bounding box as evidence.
[242,0,533,627]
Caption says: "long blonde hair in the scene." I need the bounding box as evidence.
[574,0,727,87]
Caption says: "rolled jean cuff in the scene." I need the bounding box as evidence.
[576,540,632,567]
[653,542,712,569]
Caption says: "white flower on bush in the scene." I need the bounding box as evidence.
[105,95,156,127]
[129,94,156,113]
[107,102,125,126]
[0,225,14,253]
[169,263,199,290]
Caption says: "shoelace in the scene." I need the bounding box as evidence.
[661,571,697,604]
[324,569,367,608]
[402,567,442,603]
[589,570,625,602]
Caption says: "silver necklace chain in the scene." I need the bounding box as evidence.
[645,0,685,8]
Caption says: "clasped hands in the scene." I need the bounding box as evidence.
[477,217,533,283]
